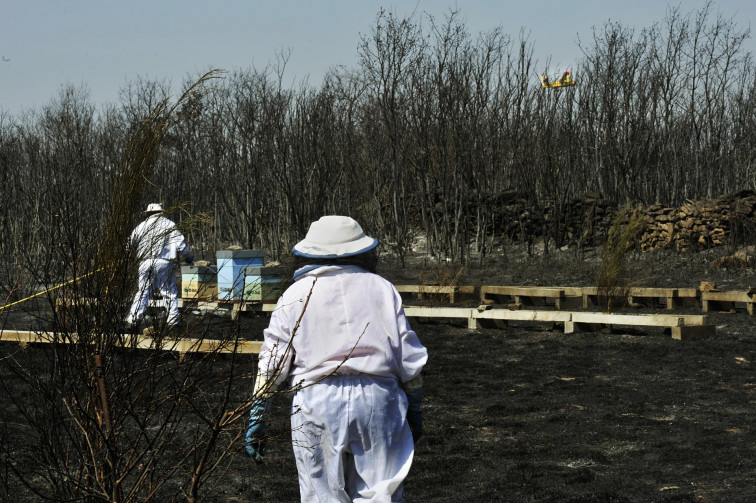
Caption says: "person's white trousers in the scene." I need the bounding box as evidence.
[291,375,414,503]
[127,258,179,325]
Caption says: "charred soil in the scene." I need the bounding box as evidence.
[3,246,756,502]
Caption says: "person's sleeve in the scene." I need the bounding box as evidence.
[258,297,295,389]
[394,286,425,443]
[170,228,189,254]
[392,286,428,384]
[163,225,192,263]
[177,234,193,263]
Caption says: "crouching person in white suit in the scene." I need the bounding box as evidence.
[126,203,193,328]
[246,215,427,503]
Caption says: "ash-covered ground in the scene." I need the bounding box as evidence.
[3,245,756,502]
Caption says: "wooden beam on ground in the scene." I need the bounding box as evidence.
[403,305,714,339]
[570,312,708,327]
[564,312,709,335]
[474,309,571,330]
[0,330,262,354]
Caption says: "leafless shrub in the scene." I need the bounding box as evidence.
[596,207,645,312]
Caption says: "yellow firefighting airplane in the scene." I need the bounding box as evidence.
[541,71,576,89]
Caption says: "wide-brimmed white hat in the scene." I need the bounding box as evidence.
[292,215,378,258]
[144,203,163,214]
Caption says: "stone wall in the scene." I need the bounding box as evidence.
[490,190,756,252]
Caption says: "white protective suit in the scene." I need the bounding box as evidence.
[126,214,191,326]
[258,264,428,503]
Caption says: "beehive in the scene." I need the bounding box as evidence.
[181,265,218,301]
[243,266,285,303]
[216,250,264,301]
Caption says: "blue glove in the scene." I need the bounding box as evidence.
[405,388,423,443]
[185,252,195,265]
[245,399,270,463]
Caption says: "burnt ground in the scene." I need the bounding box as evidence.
[3,246,756,502]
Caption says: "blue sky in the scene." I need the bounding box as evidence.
[1,1,754,116]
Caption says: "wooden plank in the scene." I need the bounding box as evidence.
[395,285,450,293]
[404,306,572,328]
[571,312,708,327]
[474,309,571,323]
[482,285,686,299]
[0,330,262,354]
[0,330,56,344]
[405,305,709,327]
[403,306,473,319]
[403,304,715,339]
[405,306,572,323]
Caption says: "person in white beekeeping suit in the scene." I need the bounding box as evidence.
[126,203,194,328]
[245,215,427,503]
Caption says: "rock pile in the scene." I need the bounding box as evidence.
[489,189,756,252]
[638,190,756,252]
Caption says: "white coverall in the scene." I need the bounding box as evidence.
[127,214,191,326]
[258,264,428,503]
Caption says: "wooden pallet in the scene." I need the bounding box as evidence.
[0,329,263,354]
[403,305,714,340]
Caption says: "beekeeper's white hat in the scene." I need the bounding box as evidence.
[144,203,163,214]
[292,215,378,258]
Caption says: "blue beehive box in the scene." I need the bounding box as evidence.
[216,250,264,300]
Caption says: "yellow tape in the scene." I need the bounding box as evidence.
[0,268,103,313]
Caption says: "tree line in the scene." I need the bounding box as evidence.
[1,4,755,279]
